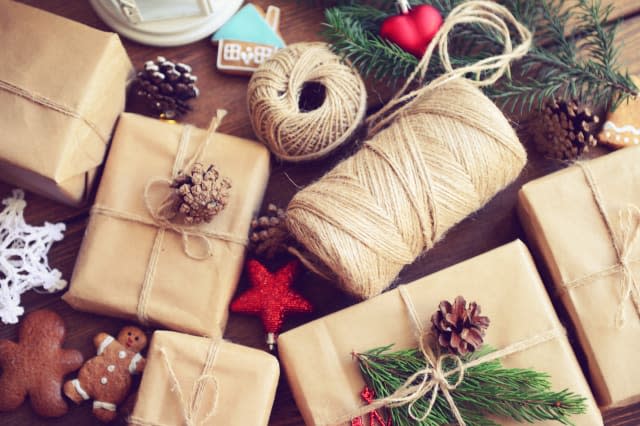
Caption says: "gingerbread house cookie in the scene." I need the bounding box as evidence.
[211,4,285,76]
[598,76,640,149]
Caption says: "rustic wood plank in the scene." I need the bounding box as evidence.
[2,1,640,426]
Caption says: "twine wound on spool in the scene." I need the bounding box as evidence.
[286,1,532,299]
[247,42,367,162]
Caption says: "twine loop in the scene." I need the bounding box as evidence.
[367,0,532,135]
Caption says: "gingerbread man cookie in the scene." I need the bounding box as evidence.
[0,309,83,417]
[64,326,147,423]
[598,75,640,149]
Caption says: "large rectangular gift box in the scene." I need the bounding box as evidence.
[129,331,279,426]
[0,1,133,206]
[64,113,270,336]
[279,240,601,426]
[519,147,640,408]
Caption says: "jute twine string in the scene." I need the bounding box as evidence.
[128,339,220,426]
[286,1,531,299]
[0,79,109,143]
[91,111,247,324]
[248,42,367,162]
[330,286,565,426]
[559,163,640,328]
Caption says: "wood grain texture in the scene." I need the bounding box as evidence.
[1,1,640,425]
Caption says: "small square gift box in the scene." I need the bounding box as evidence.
[279,241,602,426]
[64,112,270,336]
[519,147,640,408]
[0,2,133,206]
[129,331,280,426]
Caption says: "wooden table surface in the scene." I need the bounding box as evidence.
[2,1,640,425]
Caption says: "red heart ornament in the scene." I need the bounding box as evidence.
[380,5,443,58]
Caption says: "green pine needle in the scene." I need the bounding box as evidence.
[354,344,588,426]
[318,0,638,113]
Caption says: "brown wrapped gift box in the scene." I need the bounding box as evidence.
[519,147,640,408]
[129,331,279,426]
[279,241,601,426]
[64,113,270,336]
[0,1,133,206]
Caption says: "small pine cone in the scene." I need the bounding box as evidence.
[531,99,600,161]
[249,203,292,259]
[171,163,231,224]
[131,56,200,119]
[431,296,490,356]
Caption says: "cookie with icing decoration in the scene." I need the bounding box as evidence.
[63,326,147,423]
[211,4,285,76]
[598,76,640,149]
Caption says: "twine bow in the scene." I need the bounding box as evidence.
[366,0,532,136]
[563,163,640,327]
[143,109,230,260]
[337,287,565,426]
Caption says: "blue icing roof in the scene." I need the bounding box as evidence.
[212,4,285,48]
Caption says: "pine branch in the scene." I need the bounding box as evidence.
[355,345,587,426]
[320,0,638,113]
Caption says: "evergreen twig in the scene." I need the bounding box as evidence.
[319,0,638,113]
[355,344,587,426]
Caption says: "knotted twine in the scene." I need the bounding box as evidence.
[128,338,221,426]
[91,111,248,324]
[330,286,566,426]
[559,163,640,328]
[248,42,367,162]
[286,1,532,299]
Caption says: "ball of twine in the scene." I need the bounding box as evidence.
[286,1,532,299]
[247,42,367,162]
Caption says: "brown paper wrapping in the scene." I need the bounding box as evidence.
[64,113,270,336]
[130,331,279,426]
[0,1,133,206]
[279,241,601,426]
[518,147,640,408]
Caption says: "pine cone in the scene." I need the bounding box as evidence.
[132,56,199,119]
[431,296,490,356]
[531,99,600,161]
[249,204,292,259]
[171,163,231,224]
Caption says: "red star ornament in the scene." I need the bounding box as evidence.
[231,259,313,350]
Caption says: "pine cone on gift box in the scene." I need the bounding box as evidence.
[531,99,600,161]
[171,163,231,224]
[431,296,490,356]
[249,204,292,259]
[132,56,200,119]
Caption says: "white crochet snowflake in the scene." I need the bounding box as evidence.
[0,189,66,324]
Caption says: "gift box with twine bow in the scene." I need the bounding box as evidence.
[0,1,133,206]
[64,113,270,336]
[278,241,601,425]
[129,331,279,426]
[519,147,640,408]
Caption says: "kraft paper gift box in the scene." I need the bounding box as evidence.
[0,1,133,206]
[64,113,270,336]
[129,331,280,426]
[519,147,640,408]
[279,240,602,426]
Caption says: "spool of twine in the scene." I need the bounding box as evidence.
[286,1,532,299]
[247,42,367,162]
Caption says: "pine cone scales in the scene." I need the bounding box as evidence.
[431,296,490,356]
[532,99,600,161]
[249,204,291,259]
[171,163,231,224]
[132,56,199,119]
